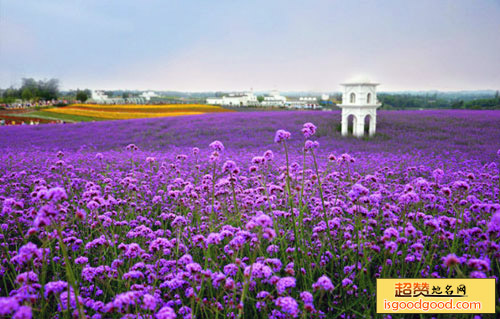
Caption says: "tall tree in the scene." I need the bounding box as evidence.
[21,88,34,101]
[76,89,91,102]
[19,78,59,100]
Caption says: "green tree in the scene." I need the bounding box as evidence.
[76,89,90,102]
[19,78,59,100]
[257,96,264,103]
[39,78,59,100]
[21,87,34,101]
[0,87,19,103]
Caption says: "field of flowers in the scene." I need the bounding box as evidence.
[44,104,231,120]
[0,110,499,318]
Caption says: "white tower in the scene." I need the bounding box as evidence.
[338,79,381,137]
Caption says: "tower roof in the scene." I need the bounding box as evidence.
[341,76,379,86]
[341,81,379,86]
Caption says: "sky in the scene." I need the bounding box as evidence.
[1,0,500,92]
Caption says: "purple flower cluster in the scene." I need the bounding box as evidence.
[0,111,499,318]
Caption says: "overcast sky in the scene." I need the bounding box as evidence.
[1,0,499,92]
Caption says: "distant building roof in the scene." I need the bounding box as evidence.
[341,76,379,86]
[341,81,379,86]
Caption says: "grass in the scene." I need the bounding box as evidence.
[9,111,105,122]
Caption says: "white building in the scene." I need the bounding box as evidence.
[140,91,158,101]
[338,79,381,137]
[90,90,110,103]
[299,96,318,102]
[206,91,258,107]
[321,94,330,101]
[261,90,287,106]
[285,100,320,109]
[89,90,146,104]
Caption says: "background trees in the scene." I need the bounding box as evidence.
[0,78,60,101]
[76,89,91,102]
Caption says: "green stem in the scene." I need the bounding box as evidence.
[283,141,300,270]
[57,227,86,319]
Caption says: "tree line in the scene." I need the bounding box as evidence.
[1,78,60,102]
[0,78,94,104]
[378,91,500,110]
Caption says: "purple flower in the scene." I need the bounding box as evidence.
[276,277,296,294]
[256,291,270,299]
[404,224,417,237]
[432,168,444,181]
[178,254,193,265]
[252,156,265,165]
[263,150,274,161]
[0,297,20,316]
[223,263,239,277]
[398,191,420,205]
[301,122,317,138]
[172,216,188,228]
[75,208,86,220]
[440,187,452,196]
[265,258,282,272]
[44,281,68,297]
[75,256,89,265]
[125,144,139,151]
[113,291,139,311]
[255,213,273,228]
[487,210,500,234]
[156,306,176,319]
[384,241,398,253]
[342,278,353,287]
[244,262,273,279]
[452,180,470,191]
[186,262,202,274]
[304,140,319,151]
[209,140,224,152]
[143,294,157,311]
[16,271,38,284]
[467,258,490,271]
[442,254,460,268]
[13,306,31,319]
[123,270,145,280]
[222,160,238,174]
[300,291,313,304]
[383,227,399,239]
[313,275,334,292]
[45,187,68,202]
[11,242,44,265]
[275,296,299,317]
[121,243,145,259]
[60,289,83,310]
[348,183,369,199]
[274,129,291,143]
[338,153,355,164]
[267,244,279,255]
[470,271,487,278]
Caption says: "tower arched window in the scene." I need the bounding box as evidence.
[367,93,371,104]
[350,92,356,104]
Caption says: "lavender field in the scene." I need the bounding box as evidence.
[0,110,499,318]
